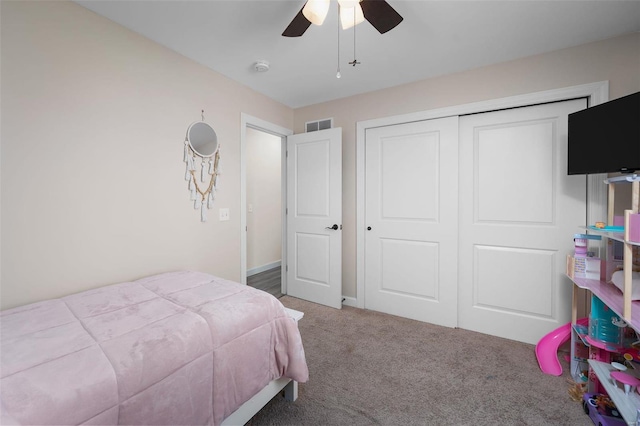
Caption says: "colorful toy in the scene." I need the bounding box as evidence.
[536,317,589,376]
[610,371,640,395]
[582,393,626,426]
[591,296,622,344]
[589,224,625,232]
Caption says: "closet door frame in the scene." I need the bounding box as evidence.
[355,81,610,310]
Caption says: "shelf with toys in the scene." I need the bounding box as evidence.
[571,175,639,324]
[566,175,640,425]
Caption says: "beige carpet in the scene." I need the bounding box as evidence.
[248,296,592,426]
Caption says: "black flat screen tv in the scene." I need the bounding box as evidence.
[567,91,640,175]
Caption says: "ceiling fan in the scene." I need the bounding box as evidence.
[282,0,403,37]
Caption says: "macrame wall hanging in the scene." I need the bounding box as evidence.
[183,111,221,222]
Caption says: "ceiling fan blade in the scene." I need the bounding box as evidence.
[282,5,312,37]
[360,0,403,34]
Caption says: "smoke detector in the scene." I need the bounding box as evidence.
[254,60,270,73]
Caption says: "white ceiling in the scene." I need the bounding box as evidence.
[76,0,640,109]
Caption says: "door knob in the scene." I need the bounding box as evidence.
[326,224,339,230]
[367,226,372,230]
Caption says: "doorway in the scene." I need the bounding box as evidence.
[240,114,292,294]
[245,127,284,298]
[241,115,344,308]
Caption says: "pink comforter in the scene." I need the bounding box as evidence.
[0,271,308,425]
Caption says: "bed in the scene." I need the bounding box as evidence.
[0,271,308,425]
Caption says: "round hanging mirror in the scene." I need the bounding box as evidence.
[186,121,218,157]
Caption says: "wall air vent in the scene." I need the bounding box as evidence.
[305,118,333,133]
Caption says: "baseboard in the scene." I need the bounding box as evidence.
[342,296,357,307]
[247,261,281,277]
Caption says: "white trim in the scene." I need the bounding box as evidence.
[355,81,609,309]
[357,81,609,130]
[220,377,297,426]
[240,114,293,295]
[283,307,304,322]
[247,260,282,277]
[341,296,357,308]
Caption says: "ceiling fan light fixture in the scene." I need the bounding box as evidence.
[282,0,402,37]
[340,3,365,30]
[303,0,330,26]
[337,0,360,8]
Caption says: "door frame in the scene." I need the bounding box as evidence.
[355,81,610,309]
[240,113,293,292]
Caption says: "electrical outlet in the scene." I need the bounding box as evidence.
[219,208,230,221]
[248,204,253,213]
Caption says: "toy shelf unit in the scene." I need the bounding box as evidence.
[586,174,640,322]
[567,174,640,425]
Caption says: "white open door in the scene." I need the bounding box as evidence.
[286,128,342,309]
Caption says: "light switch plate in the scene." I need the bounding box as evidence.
[219,208,230,221]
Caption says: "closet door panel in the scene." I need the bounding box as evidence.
[364,117,459,327]
[458,98,587,345]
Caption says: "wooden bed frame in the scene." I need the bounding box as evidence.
[221,308,304,425]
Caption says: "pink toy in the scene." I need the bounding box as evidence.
[610,371,640,395]
[536,317,589,376]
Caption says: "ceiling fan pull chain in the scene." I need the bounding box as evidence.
[336,4,341,78]
[349,10,360,67]
[353,11,356,65]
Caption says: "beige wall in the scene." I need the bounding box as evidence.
[293,32,640,298]
[246,128,281,272]
[0,1,293,309]
[2,1,638,308]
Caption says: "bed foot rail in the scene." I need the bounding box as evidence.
[221,377,298,425]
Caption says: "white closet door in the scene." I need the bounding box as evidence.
[364,117,459,327]
[458,99,587,344]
